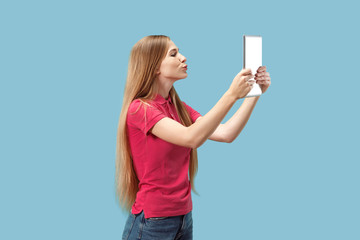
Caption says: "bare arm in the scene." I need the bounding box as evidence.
[150,91,237,149]
[150,68,254,149]
[200,96,260,143]
[206,65,271,143]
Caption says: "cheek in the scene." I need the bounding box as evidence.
[160,61,178,74]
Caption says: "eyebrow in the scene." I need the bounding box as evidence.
[169,48,179,52]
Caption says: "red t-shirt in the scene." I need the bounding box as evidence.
[126,94,202,218]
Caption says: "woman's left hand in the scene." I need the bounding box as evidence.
[254,66,271,94]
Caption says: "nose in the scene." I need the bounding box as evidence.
[179,53,186,63]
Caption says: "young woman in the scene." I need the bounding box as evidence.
[116,35,271,240]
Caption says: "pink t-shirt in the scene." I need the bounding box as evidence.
[126,94,202,218]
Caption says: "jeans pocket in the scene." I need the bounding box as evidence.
[145,215,171,226]
[148,216,169,221]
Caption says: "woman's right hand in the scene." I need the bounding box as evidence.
[227,68,254,99]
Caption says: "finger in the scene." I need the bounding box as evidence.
[240,68,252,75]
[257,66,266,73]
[256,66,263,71]
[256,80,269,85]
[255,76,265,81]
[242,74,254,82]
[259,81,271,86]
[247,80,255,86]
[263,74,270,81]
[256,71,269,77]
[258,72,270,79]
[255,72,265,77]
[242,68,252,72]
[258,78,270,83]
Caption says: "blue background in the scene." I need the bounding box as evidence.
[1,0,359,239]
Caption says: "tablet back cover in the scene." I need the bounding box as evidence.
[243,35,262,97]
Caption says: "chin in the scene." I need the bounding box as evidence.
[173,73,188,81]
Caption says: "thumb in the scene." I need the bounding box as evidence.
[240,68,252,76]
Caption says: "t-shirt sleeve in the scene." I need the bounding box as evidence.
[182,101,202,123]
[127,100,166,134]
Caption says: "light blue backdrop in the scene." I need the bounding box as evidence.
[1,0,359,239]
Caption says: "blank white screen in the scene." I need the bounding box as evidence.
[244,36,262,80]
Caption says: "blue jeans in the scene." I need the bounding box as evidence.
[122,210,193,240]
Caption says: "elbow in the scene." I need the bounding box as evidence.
[189,141,198,149]
[223,132,236,143]
[224,137,235,143]
[187,133,205,149]
[188,139,203,149]
[186,127,204,149]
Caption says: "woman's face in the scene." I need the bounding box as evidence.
[157,40,188,81]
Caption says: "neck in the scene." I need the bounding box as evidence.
[156,78,176,99]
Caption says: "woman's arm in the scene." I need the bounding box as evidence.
[150,68,254,149]
[204,66,271,143]
[200,96,260,143]
[151,91,237,149]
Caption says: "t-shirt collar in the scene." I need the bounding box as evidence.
[154,93,173,105]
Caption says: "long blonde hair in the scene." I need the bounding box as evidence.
[115,35,199,212]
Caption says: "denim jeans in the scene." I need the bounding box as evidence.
[122,210,193,240]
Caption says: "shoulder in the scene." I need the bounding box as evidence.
[127,98,167,133]
[128,99,152,113]
[127,98,164,121]
[181,101,189,107]
[181,101,193,112]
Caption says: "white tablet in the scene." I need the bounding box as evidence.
[243,35,262,98]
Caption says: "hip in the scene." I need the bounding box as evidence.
[122,210,193,240]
